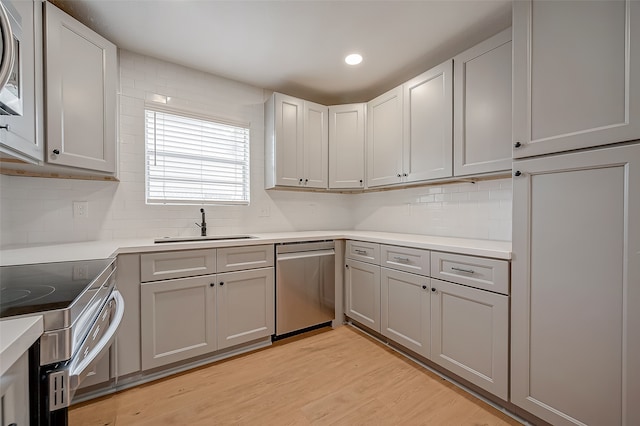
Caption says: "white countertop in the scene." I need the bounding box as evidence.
[0,316,43,376]
[0,230,511,266]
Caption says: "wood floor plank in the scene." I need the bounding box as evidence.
[70,326,521,425]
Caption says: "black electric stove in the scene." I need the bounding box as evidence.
[0,258,115,319]
[0,258,123,425]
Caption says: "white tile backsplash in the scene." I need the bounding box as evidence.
[351,180,512,241]
[0,50,512,247]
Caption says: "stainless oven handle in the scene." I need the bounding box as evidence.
[0,2,15,91]
[68,290,124,390]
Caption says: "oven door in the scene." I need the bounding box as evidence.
[48,289,124,413]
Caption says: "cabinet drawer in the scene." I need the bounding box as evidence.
[346,240,380,264]
[141,249,217,282]
[381,245,430,276]
[430,252,509,295]
[216,245,274,273]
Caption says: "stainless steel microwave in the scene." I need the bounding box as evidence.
[0,0,22,116]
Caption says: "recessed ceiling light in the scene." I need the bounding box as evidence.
[345,53,363,66]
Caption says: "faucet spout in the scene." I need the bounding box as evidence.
[197,208,207,236]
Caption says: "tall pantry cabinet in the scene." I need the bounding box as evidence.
[511,1,640,425]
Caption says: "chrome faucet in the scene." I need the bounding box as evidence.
[196,208,207,236]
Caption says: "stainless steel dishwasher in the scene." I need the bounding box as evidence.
[275,241,335,337]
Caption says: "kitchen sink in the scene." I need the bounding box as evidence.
[154,235,256,243]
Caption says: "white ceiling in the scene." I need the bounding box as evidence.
[53,0,512,105]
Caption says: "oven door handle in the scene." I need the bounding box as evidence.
[67,290,124,390]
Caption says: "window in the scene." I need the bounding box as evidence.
[145,109,250,205]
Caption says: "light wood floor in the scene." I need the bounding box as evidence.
[70,326,521,425]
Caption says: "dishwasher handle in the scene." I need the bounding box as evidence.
[277,249,335,261]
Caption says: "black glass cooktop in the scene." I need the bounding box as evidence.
[0,258,114,318]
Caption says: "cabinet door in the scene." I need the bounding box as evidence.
[511,143,640,425]
[273,93,304,187]
[217,268,274,350]
[329,103,366,189]
[367,86,403,187]
[0,351,29,426]
[141,275,216,370]
[0,0,43,163]
[303,100,328,189]
[44,2,117,172]
[454,28,512,176]
[403,60,453,182]
[513,0,640,158]
[345,259,381,332]
[380,268,430,358]
[430,279,508,400]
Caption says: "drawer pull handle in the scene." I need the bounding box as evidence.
[393,257,410,263]
[355,249,368,255]
[451,267,475,274]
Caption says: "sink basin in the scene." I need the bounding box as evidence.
[154,235,256,243]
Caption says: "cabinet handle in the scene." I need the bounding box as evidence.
[210,283,215,287]
[0,124,9,131]
[354,249,367,255]
[345,264,349,269]
[52,149,60,155]
[299,178,303,184]
[305,178,308,183]
[403,173,408,177]
[514,141,522,148]
[393,256,410,263]
[451,266,475,274]
[422,285,427,290]
[431,287,437,293]
[219,282,224,286]
[359,179,363,185]
[396,173,401,178]
[514,170,522,177]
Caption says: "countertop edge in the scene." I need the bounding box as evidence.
[1,231,512,266]
[0,316,43,376]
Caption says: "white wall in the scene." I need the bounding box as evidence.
[0,50,512,247]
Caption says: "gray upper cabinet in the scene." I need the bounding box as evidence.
[402,60,453,183]
[366,86,403,188]
[44,2,117,173]
[329,103,366,189]
[0,0,43,164]
[264,92,328,189]
[513,0,640,159]
[454,28,512,176]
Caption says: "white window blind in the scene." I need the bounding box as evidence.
[145,109,250,205]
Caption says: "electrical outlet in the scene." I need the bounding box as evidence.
[73,265,89,280]
[73,201,89,218]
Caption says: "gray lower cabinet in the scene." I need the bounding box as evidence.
[217,268,274,350]
[380,267,430,358]
[430,278,508,400]
[141,275,217,370]
[345,240,510,401]
[345,258,381,332]
[0,351,29,425]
